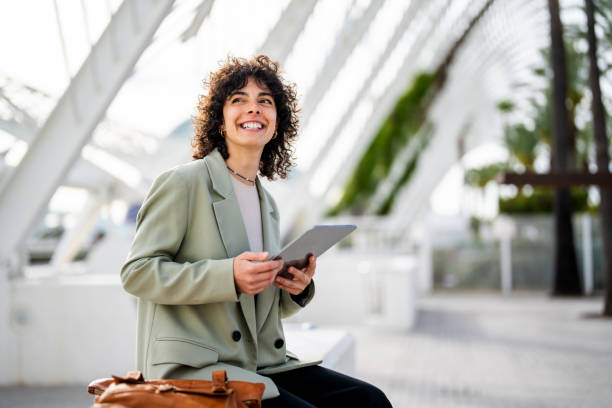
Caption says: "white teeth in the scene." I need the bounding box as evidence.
[241,122,263,129]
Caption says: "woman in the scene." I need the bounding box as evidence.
[121,55,391,407]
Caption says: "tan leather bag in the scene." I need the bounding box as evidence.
[88,370,265,408]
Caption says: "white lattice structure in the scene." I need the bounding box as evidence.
[0,0,561,385]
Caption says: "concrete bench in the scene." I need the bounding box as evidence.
[0,271,354,385]
[284,323,355,375]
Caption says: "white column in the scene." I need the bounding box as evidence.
[419,216,434,294]
[500,232,512,295]
[492,217,514,295]
[582,214,594,295]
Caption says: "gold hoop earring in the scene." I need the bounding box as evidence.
[219,128,224,137]
[273,130,278,139]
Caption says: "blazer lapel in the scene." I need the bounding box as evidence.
[255,179,281,331]
[205,150,250,258]
[204,150,257,342]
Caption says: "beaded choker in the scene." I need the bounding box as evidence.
[226,165,255,184]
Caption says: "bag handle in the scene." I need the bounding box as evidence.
[88,371,145,395]
[112,371,145,384]
[89,370,234,396]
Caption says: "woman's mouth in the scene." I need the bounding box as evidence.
[240,121,264,130]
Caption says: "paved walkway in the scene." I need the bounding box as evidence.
[1,293,611,407]
[349,293,612,407]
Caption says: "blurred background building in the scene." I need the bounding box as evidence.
[1,0,611,406]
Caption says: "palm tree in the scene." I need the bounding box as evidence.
[548,0,582,295]
[585,0,612,315]
[504,124,539,170]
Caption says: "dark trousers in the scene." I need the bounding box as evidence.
[262,365,392,407]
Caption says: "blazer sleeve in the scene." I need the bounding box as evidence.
[279,280,315,319]
[120,170,239,305]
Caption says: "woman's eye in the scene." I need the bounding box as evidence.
[231,98,243,103]
[260,99,273,105]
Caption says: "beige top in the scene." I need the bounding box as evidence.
[230,176,263,252]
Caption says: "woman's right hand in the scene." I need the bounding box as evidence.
[233,252,284,295]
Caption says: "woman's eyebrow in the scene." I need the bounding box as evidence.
[229,91,273,98]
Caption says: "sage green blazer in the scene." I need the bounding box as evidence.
[120,149,317,399]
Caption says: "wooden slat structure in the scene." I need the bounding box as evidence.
[500,172,612,189]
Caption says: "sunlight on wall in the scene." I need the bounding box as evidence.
[81,145,142,188]
[430,143,508,217]
[49,186,89,213]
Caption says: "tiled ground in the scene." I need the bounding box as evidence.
[348,293,612,407]
[2,293,611,407]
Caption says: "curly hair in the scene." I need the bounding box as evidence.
[192,55,299,180]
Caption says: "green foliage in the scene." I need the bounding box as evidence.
[327,0,495,217]
[532,93,553,147]
[525,37,589,163]
[504,124,539,169]
[496,100,515,113]
[376,154,420,215]
[464,13,612,215]
[469,215,482,241]
[464,162,507,189]
[327,72,435,216]
[499,188,591,213]
[326,0,611,218]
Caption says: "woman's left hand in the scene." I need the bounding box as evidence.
[274,255,316,295]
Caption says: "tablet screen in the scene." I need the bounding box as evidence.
[272,225,356,279]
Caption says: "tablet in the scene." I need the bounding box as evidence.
[271,225,356,279]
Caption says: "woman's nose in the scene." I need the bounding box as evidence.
[247,103,260,114]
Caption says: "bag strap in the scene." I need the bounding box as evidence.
[211,370,228,393]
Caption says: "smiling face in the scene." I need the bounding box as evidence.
[221,77,277,156]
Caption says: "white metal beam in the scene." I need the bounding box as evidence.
[317,0,452,204]
[0,0,174,272]
[278,0,425,237]
[388,71,485,229]
[180,0,215,42]
[299,0,385,127]
[0,74,163,195]
[282,0,450,238]
[303,0,423,177]
[258,0,318,64]
[50,193,106,268]
[387,0,547,235]
[0,118,34,142]
[0,0,174,384]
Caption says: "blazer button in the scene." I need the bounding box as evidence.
[274,338,284,349]
[232,330,241,342]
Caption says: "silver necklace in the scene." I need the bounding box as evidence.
[226,165,255,184]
